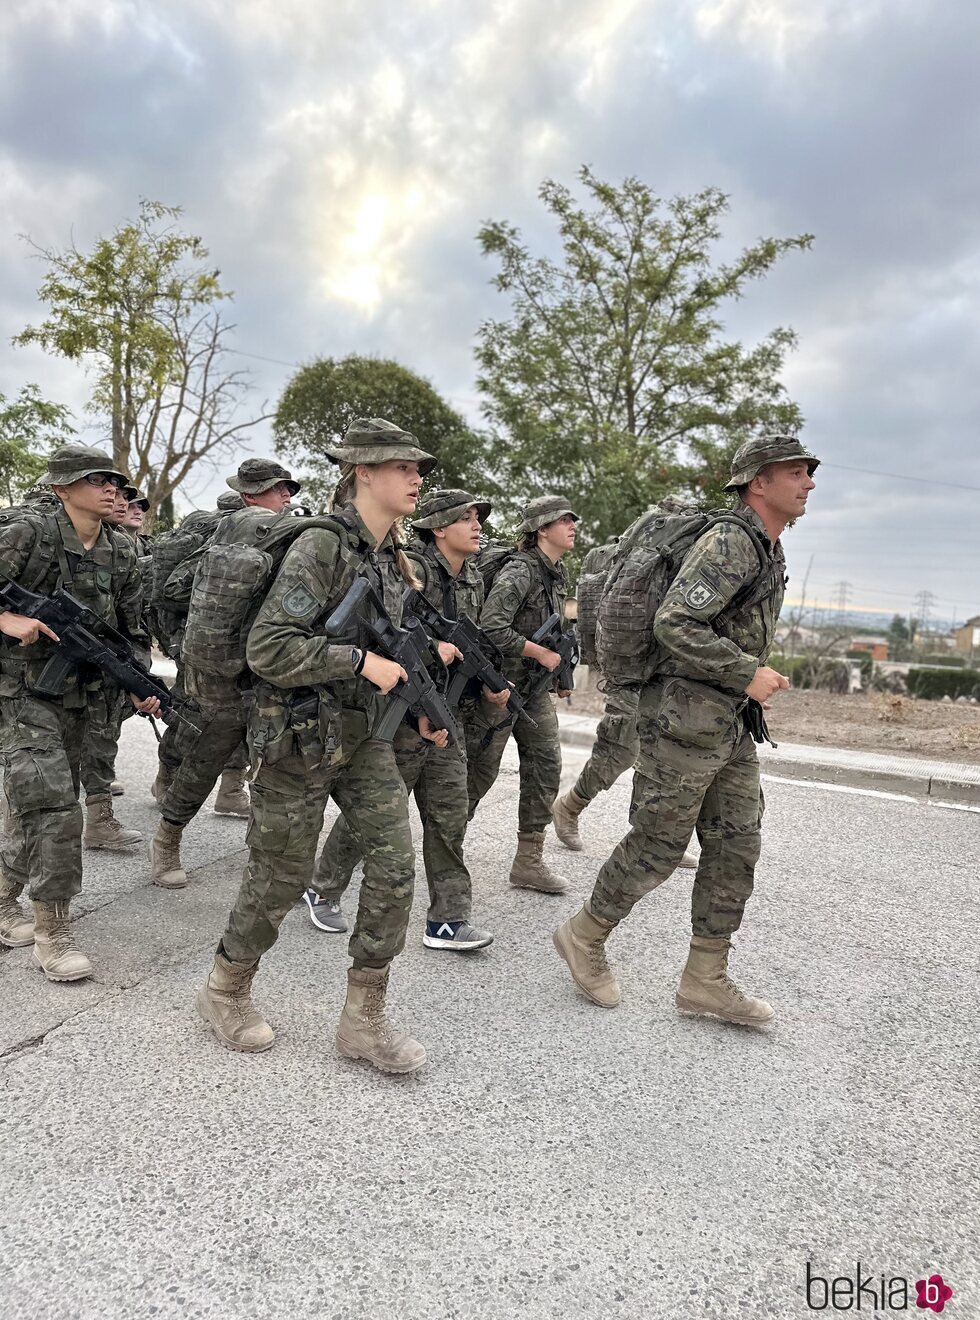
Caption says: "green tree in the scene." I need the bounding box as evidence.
[274,355,494,508]
[886,613,916,661]
[476,167,813,545]
[0,384,74,506]
[14,200,270,518]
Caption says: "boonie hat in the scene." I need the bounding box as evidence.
[412,488,491,531]
[518,494,580,536]
[40,444,129,488]
[323,417,437,476]
[216,491,246,512]
[724,434,821,491]
[124,485,150,510]
[227,458,301,496]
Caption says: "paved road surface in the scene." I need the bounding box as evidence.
[1,716,977,1319]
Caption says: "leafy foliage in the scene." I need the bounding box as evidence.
[476,167,812,547]
[274,354,495,506]
[0,385,74,506]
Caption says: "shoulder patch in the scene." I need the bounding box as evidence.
[684,577,721,610]
[280,582,320,619]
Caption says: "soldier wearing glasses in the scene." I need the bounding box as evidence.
[0,444,160,979]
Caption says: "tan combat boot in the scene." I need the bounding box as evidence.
[213,768,250,818]
[83,794,142,850]
[336,967,427,1074]
[150,764,174,806]
[0,879,34,948]
[31,901,93,982]
[196,951,274,1052]
[552,901,620,1007]
[151,820,188,888]
[509,831,568,894]
[551,788,588,851]
[675,936,775,1025]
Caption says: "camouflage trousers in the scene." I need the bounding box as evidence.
[590,680,763,938]
[572,681,639,803]
[160,693,248,828]
[157,664,248,777]
[466,688,561,834]
[79,684,129,800]
[0,694,86,903]
[315,722,471,923]
[221,724,414,970]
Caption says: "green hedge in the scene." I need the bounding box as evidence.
[915,653,965,668]
[906,667,980,701]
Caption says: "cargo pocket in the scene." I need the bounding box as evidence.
[247,690,295,769]
[656,678,741,759]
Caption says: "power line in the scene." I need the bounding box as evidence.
[821,462,980,493]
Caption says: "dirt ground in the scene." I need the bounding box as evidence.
[566,681,980,765]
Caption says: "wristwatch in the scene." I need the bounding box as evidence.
[351,647,366,675]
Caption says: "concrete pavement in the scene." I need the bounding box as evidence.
[1,715,977,1319]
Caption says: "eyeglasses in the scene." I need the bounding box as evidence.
[82,473,127,489]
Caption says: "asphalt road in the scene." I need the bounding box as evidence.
[1,715,977,1320]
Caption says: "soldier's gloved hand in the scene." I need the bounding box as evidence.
[361,652,408,694]
[435,641,463,667]
[0,611,60,647]
[482,685,511,708]
[131,694,162,716]
[744,666,790,703]
[418,715,450,748]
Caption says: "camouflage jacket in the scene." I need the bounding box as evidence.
[246,503,406,717]
[481,547,569,687]
[0,504,148,705]
[652,504,786,694]
[405,542,485,623]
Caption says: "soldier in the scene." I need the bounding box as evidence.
[467,494,578,895]
[150,460,298,888]
[152,491,246,803]
[0,444,160,977]
[308,489,506,950]
[197,418,444,1074]
[552,520,697,870]
[553,435,819,1024]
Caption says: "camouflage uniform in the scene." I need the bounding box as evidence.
[589,436,821,938]
[572,681,640,804]
[0,449,147,905]
[217,435,437,973]
[467,498,577,834]
[315,490,489,923]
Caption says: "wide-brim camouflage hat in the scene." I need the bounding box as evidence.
[216,491,246,512]
[40,444,129,487]
[724,434,821,491]
[323,417,437,476]
[412,488,492,531]
[227,457,301,495]
[124,486,150,510]
[518,494,580,535]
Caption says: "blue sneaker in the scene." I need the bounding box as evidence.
[303,889,348,933]
[422,920,493,952]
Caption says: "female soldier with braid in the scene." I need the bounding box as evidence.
[197,419,451,1075]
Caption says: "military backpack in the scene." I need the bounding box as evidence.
[596,502,771,685]
[575,537,620,670]
[149,512,224,655]
[181,511,355,678]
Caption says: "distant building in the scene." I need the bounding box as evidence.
[952,616,980,656]
[849,637,889,662]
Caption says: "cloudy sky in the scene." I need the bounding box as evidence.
[2,0,978,623]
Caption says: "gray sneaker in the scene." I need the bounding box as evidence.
[422,920,494,952]
[303,889,348,933]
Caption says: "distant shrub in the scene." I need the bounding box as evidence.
[906,667,980,701]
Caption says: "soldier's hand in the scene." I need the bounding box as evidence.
[744,666,791,703]
[131,694,162,716]
[435,641,463,667]
[418,715,450,748]
[526,643,561,672]
[361,652,407,694]
[482,684,511,708]
[556,688,572,699]
[0,611,60,647]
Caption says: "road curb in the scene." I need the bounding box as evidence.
[557,712,980,807]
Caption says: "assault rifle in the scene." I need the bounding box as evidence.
[323,575,462,746]
[526,613,579,699]
[744,697,777,749]
[401,588,536,728]
[0,577,201,733]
